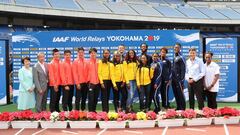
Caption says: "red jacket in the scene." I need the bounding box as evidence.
[60,59,74,85]
[48,59,61,86]
[72,58,88,84]
[87,58,99,84]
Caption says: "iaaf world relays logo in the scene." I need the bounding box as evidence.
[52,35,161,43]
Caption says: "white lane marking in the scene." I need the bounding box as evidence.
[97,128,107,135]
[185,128,206,132]
[162,126,168,135]
[61,130,79,135]
[224,124,230,135]
[14,128,25,135]
[123,130,143,134]
[32,128,47,135]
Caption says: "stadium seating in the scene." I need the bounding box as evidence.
[195,6,228,19]
[215,7,240,20]
[1,0,240,22]
[130,4,163,16]
[76,0,111,13]
[0,0,12,4]
[104,2,138,15]
[15,0,49,8]
[176,5,208,19]
[154,5,186,18]
[48,0,80,10]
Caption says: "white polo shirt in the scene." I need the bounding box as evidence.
[204,61,220,92]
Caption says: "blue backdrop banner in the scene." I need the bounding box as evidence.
[0,40,7,104]
[205,37,238,102]
[12,30,200,103]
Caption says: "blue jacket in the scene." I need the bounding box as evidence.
[160,57,172,81]
[172,53,186,83]
[151,60,160,82]
[154,61,163,87]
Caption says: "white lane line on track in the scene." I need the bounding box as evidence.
[97,128,107,135]
[32,128,48,135]
[185,128,206,132]
[162,126,168,135]
[224,124,230,135]
[61,130,79,135]
[14,128,25,135]
[124,130,143,134]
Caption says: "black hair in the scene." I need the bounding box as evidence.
[52,48,59,55]
[89,48,97,54]
[160,47,168,54]
[125,50,138,64]
[140,43,148,49]
[21,56,30,64]
[175,42,182,48]
[77,47,84,52]
[64,50,71,54]
[102,49,111,63]
[112,51,123,66]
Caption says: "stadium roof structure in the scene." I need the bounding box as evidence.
[1,0,240,24]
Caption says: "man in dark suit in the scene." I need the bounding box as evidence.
[33,52,49,112]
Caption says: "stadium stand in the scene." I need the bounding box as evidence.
[0,0,240,21]
[15,0,49,8]
[154,5,186,18]
[215,7,240,19]
[76,0,111,13]
[0,0,12,4]
[194,6,228,19]
[176,5,208,19]
[104,2,138,15]
[48,0,81,10]
[129,4,163,17]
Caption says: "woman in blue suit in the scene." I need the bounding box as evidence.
[17,57,36,110]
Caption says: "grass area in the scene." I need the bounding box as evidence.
[0,102,240,112]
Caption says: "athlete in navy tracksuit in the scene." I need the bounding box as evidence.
[154,47,172,112]
[149,53,160,109]
[153,59,162,113]
[172,43,186,110]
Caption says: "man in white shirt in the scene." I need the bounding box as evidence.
[33,52,49,112]
[185,48,205,110]
[204,51,220,109]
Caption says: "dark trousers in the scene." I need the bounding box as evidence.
[153,83,161,113]
[206,91,217,109]
[88,83,100,112]
[101,80,112,112]
[62,85,74,111]
[50,86,62,112]
[113,82,128,112]
[160,80,170,109]
[172,79,186,110]
[149,80,155,109]
[188,78,204,110]
[75,83,88,111]
[139,84,151,111]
